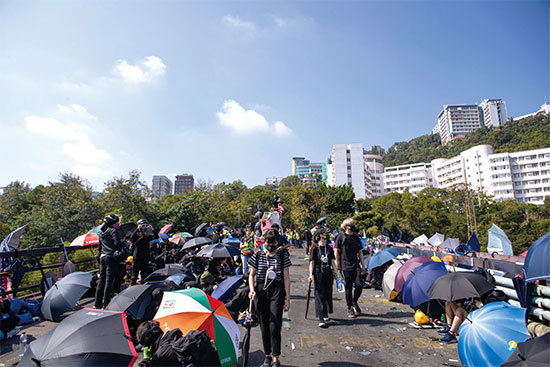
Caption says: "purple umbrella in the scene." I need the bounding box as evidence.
[394,255,432,293]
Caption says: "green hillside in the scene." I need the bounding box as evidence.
[381,113,550,167]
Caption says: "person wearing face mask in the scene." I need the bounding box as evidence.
[308,228,339,328]
[95,214,123,309]
[334,218,367,318]
[248,229,292,367]
[130,219,156,285]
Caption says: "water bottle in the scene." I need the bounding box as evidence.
[19,332,28,357]
[336,279,345,293]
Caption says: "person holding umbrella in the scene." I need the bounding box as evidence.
[94,214,123,309]
[308,228,339,327]
[335,218,367,318]
[248,229,291,367]
[130,219,156,285]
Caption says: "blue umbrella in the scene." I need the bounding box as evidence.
[211,275,244,303]
[487,224,513,256]
[367,247,403,271]
[458,301,530,367]
[402,261,447,307]
[159,233,170,240]
[166,273,192,287]
[523,231,550,282]
[222,237,241,246]
[467,232,480,252]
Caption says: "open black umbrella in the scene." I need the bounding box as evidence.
[20,308,137,366]
[143,264,193,282]
[105,283,156,320]
[181,236,212,251]
[196,243,240,258]
[194,222,210,237]
[501,332,550,366]
[119,222,138,239]
[41,272,92,321]
[428,272,494,302]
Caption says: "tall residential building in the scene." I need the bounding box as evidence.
[384,163,434,194]
[174,174,194,195]
[292,157,310,176]
[436,104,482,144]
[480,99,507,128]
[327,144,383,199]
[513,102,550,121]
[152,176,173,201]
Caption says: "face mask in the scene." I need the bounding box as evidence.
[266,245,278,252]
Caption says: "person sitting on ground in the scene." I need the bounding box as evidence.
[438,299,476,344]
[200,260,222,294]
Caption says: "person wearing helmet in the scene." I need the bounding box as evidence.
[130,219,156,285]
[211,224,225,244]
[95,214,123,309]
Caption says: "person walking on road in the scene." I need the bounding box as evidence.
[94,214,123,309]
[308,228,339,327]
[334,218,367,318]
[130,219,155,285]
[302,227,312,260]
[248,229,292,367]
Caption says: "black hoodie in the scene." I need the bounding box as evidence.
[98,226,123,256]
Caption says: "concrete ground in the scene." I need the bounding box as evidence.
[1,249,461,366]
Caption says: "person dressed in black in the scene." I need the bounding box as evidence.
[210,224,224,244]
[248,229,291,367]
[95,214,124,309]
[302,227,312,260]
[130,218,155,285]
[308,228,339,328]
[334,218,367,318]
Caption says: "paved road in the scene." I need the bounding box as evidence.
[1,249,461,366]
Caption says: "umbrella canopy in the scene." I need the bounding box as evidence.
[144,264,193,282]
[166,273,193,287]
[168,236,187,246]
[523,231,550,282]
[316,216,327,225]
[411,234,428,246]
[427,233,445,247]
[501,332,550,367]
[382,262,402,299]
[154,288,240,367]
[20,308,137,367]
[197,243,241,259]
[159,233,171,240]
[69,233,99,247]
[394,255,432,293]
[119,222,138,240]
[41,272,92,321]
[458,302,530,367]
[442,238,460,251]
[87,224,102,235]
[181,236,212,250]
[518,250,528,258]
[159,224,173,234]
[428,272,494,302]
[402,261,448,307]
[105,283,156,320]
[367,247,403,271]
[487,224,513,256]
[222,237,241,246]
[194,222,210,237]
[0,225,27,252]
[211,275,244,303]
[468,232,481,252]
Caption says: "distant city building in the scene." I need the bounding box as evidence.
[364,154,385,197]
[292,157,310,176]
[174,174,194,195]
[152,176,173,201]
[266,176,284,186]
[480,99,507,128]
[384,163,434,195]
[435,104,482,144]
[513,103,550,121]
[291,156,325,185]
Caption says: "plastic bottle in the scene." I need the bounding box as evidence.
[19,331,28,357]
[336,279,345,293]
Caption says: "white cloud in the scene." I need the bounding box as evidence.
[272,16,288,27]
[216,100,292,137]
[71,164,111,178]
[222,15,257,33]
[114,56,166,83]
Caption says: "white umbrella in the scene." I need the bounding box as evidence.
[442,238,460,251]
[382,261,402,299]
[411,234,428,246]
[427,233,445,247]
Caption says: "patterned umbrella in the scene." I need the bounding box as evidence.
[0,225,27,252]
[70,233,99,247]
[154,288,240,367]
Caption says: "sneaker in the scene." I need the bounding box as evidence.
[262,356,273,367]
[318,321,327,328]
[352,302,362,314]
[323,317,331,322]
[348,308,356,318]
[273,361,281,367]
[437,325,451,334]
[440,332,458,344]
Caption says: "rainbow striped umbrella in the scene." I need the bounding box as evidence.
[154,288,239,367]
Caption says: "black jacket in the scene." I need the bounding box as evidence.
[131,229,155,260]
[98,226,123,256]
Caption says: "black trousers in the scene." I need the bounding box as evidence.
[342,267,363,309]
[254,281,285,357]
[95,255,117,308]
[314,270,334,319]
[131,257,150,285]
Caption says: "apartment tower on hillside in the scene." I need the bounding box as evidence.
[174,174,194,195]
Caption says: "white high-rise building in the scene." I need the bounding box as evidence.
[152,176,173,201]
[480,99,507,128]
[384,163,434,194]
[364,154,385,196]
[435,104,482,144]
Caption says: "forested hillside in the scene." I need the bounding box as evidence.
[382,113,550,167]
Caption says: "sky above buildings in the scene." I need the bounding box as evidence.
[1,0,548,190]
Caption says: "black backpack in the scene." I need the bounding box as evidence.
[172,329,221,367]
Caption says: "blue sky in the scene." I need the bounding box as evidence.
[1,0,548,190]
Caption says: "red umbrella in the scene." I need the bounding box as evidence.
[159,224,173,234]
[519,250,528,258]
[70,233,99,247]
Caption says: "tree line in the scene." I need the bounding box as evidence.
[1,171,549,254]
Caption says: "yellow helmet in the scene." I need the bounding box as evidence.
[415,310,430,325]
[431,256,442,262]
[126,256,133,264]
[443,254,454,263]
